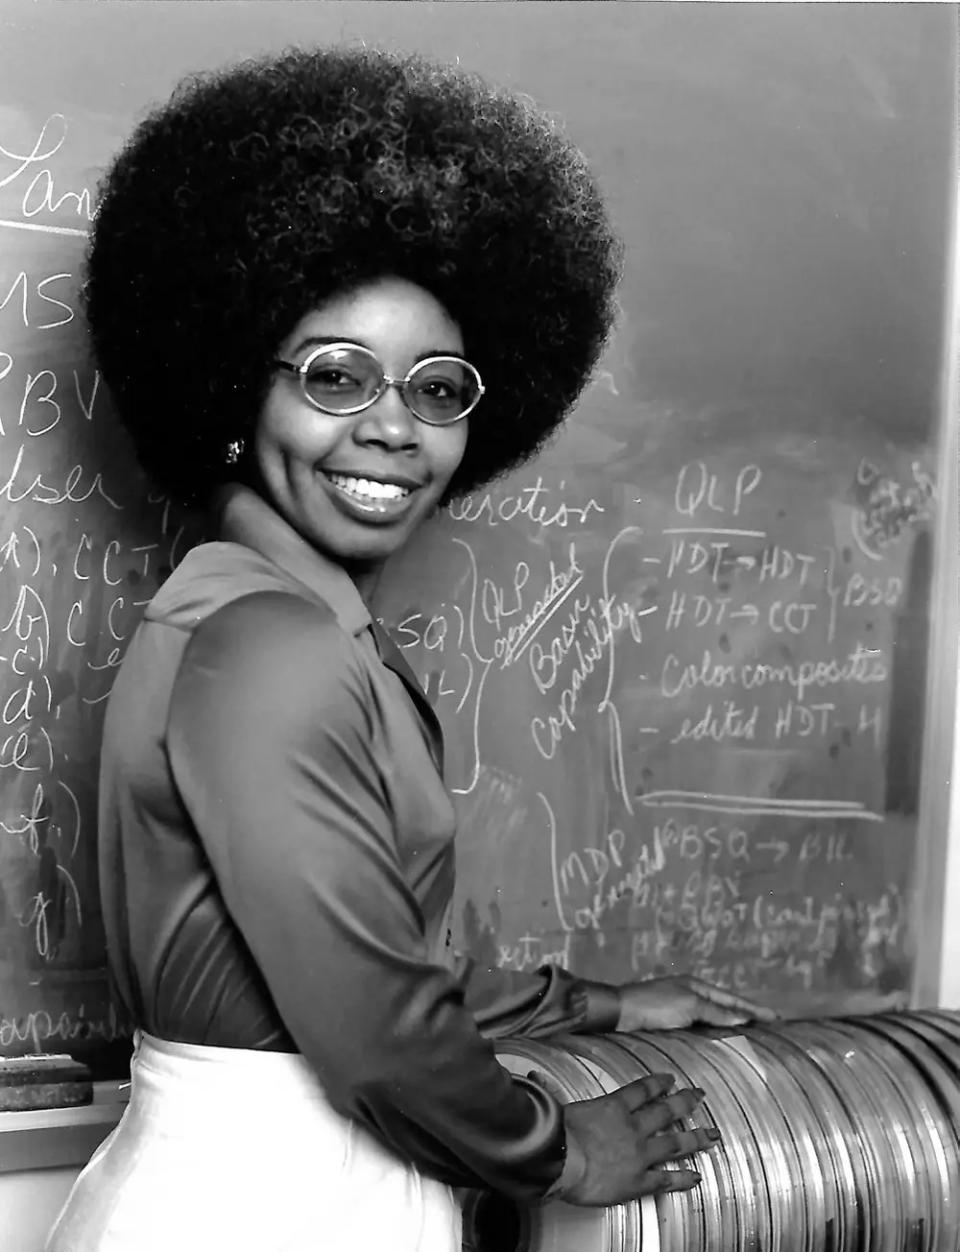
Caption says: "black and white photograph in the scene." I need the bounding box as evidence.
[0,4,957,1249]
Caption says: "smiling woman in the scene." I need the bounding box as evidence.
[44,44,771,1252]
[254,277,470,592]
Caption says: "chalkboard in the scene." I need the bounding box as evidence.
[0,2,956,1078]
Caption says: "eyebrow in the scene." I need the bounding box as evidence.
[290,335,465,364]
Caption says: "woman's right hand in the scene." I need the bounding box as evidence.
[557,1072,718,1207]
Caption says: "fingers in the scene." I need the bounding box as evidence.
[631,1086,709,1135]
[644,1124,722,1165]
[684,977,779,1022]
[618,1072,677,1110]
[638,1166,705,1195]
[559,1076,719,1207]
[695,1001,755,1027]
[619,1074,717,1156]
[617,1073,708,1124]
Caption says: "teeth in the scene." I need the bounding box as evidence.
[328,473,411,501]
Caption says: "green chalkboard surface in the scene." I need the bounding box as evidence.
[0,2,955,1077]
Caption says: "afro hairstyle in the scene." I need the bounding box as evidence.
[84,46,623,505]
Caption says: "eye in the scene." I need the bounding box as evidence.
[305,364,365,393]
[417,377,459,401]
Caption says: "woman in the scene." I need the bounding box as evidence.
[47,47,769,1252]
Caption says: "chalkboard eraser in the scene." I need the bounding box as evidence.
[0,1054,93,1111]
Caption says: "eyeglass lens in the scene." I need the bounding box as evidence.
[302,345,480,424]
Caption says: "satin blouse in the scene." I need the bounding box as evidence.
[97,484,620,1199]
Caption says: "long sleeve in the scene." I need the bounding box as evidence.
[165,590,567,1199]
[466,962,622,1040]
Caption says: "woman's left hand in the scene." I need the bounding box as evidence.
[614,976,778,1032]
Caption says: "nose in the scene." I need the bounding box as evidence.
[352,382,421,451]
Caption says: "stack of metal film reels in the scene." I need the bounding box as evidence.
[461,1011,960,1252]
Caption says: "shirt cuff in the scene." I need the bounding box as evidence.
[569,977,622,1034]
[543,1124,587,1200]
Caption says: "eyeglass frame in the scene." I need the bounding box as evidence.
[272,341,485,426]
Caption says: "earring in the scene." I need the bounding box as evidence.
[224,438,245,466]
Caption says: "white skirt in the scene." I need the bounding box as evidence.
[45,1033,462,1252]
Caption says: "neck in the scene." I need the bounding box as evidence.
[344,559,385,606]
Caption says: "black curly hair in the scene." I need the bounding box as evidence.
[84,46,622,505]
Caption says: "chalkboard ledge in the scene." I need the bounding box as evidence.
[0,1082,128,1173]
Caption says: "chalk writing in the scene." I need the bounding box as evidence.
[0,88,938,1042]
[0,271,75,329]
[497,932,571,973]
[0,1004,129,1053]
[378,442,931,1009]
[852,458,936,559]
[448,475,604,530]
[674,461,762,519]
[0,441,121,507]
[661,644,887,702]
[0,115,96,228]
[0,172,192,1001]
[635,791,882,822]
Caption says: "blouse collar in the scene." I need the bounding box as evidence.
[213,482,444,774]
[214,483,371,637]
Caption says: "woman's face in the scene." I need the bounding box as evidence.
[254,276,469,581]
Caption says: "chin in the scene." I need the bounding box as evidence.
[327,531,412,567]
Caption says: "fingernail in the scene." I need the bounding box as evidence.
[707,1128,722,1141]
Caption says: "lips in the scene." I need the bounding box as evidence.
[326,472,412,502]
[321,469,422,519]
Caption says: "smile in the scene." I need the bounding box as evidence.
[323,471,416,516]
